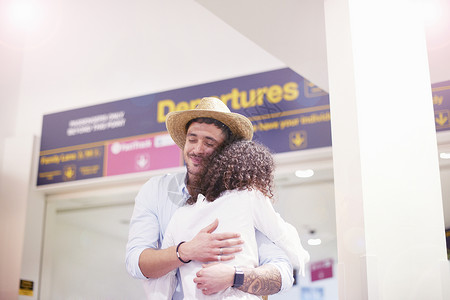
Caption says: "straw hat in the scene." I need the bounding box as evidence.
[166,97,254,149]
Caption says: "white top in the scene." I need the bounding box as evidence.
[146,189,309,299]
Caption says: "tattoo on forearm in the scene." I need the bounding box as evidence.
[238,265,281,296]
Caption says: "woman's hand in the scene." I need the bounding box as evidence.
[193,262,235,295]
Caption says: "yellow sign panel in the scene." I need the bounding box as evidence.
[19,279,34,296]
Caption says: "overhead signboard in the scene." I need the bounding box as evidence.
[37,68,331,186]
[37,69,449,186]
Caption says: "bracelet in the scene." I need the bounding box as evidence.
[176,241,191,263]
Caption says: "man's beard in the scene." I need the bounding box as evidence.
[186,164,202,177]
[185,154,211,183]
[185,154,205,177]
[185,161,206,200]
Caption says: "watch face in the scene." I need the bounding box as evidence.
[233,267,244,287]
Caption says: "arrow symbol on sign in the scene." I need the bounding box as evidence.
[436,112,448,126]
[292,133,305,147]
[65,167,75,179]
[137,155,149,168]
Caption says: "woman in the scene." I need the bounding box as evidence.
[148,140,309,299]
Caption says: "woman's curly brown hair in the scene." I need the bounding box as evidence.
[187,140,275,204]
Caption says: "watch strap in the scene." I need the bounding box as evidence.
[232,266,244,288]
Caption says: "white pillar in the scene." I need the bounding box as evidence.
[0,136,35,299]
[324,0,450,299]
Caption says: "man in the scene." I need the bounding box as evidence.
[126,97,294,298]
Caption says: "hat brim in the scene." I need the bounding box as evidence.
[166,109,254,149]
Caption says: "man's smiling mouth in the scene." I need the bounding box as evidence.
[189,155,203,165]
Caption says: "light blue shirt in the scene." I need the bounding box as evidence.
[126,171,294,299]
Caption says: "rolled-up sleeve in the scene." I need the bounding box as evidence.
[255,229,294,293]
[125,178,161,279]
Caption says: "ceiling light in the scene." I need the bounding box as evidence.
[440,152,450,159]
[8,0,40,30]
[308,238,322,246]
[295,169,314,178]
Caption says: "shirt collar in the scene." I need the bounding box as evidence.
[180,171,190,202]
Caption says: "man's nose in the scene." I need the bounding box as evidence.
[193,143,205,154]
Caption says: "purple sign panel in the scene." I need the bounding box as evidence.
[446,228,450,260]
[38,146,104,186]
[432,80,450,131]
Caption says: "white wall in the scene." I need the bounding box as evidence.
[0,16,23,172]
[50,218,144,300]
[0,137,35,299]
[274,178,338,300]
[275,178,337,262]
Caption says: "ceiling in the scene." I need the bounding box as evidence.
[195,0,450,89]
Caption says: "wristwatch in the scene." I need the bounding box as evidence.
[232,266,244,288]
